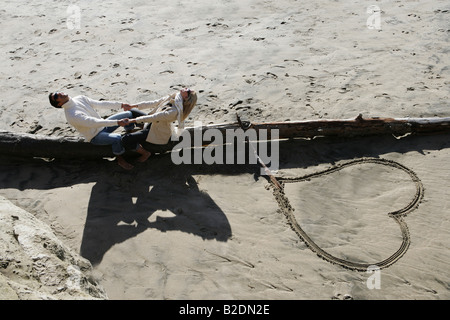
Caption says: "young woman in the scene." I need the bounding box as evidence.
[122,88,198,162]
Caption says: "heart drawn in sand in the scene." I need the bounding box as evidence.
[272,158,424,271]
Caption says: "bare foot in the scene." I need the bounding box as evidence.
[136,145,151,163]
[137,154,151,163]
[117,155,134,170]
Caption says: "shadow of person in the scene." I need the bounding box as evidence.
[79,161,232,266]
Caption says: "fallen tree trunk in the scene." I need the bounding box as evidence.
[1,115,450,160]
[249,115,450,139]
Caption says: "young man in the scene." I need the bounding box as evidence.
[49,91,139,170]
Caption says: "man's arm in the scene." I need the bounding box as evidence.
[85,96,124,110]
[67,110,119,128]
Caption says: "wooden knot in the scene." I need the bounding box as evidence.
[355,114,364,122]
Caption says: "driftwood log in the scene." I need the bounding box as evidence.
[1,115,449,160]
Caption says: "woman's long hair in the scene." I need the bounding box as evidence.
[168,90,198,121]
[182,90,197,121]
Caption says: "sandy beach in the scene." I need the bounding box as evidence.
[0,0,449,300]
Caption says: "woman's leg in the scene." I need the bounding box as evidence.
[121,128,149,151]
[121,126,152,162]
[130,109,147,118]
[136,144,152,162]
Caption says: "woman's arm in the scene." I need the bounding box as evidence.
[129,107,178,124]
[127,96,168,111]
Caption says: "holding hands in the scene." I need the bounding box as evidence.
[118,118,130,127]
[118,118,138,127]
[121,103,138,111]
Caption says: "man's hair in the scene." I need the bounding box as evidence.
[48,92,60,108]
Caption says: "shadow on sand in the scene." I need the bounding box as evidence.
[0,132,449,266]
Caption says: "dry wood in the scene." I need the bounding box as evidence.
[1,115,449,159]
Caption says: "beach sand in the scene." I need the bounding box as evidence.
[0,0,449,300]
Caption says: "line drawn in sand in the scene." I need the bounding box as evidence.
[271,158,424,271]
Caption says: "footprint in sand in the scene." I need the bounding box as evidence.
[332,282,354,300]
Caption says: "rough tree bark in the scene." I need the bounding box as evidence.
[1,115,449,160]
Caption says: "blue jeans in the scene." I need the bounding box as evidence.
[90,111,134,155]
